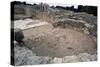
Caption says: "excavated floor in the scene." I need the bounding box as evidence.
[23,23,97,58]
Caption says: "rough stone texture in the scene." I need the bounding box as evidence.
[50,58,63,63]
[62,56,80,63]
[14,44,52,66]
[77,53,97,62]
[53,17,96,37]
[50,53,97,64]
[14,43,97,66]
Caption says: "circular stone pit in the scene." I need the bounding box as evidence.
[27,28,97,58]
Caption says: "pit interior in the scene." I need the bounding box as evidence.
[22,21,96,58]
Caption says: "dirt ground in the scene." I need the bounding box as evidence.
[22,22,96,58]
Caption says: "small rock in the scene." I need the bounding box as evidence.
[50,58,63,63]
[78,53,93,62]
[62,56,79,63]
[85,23,91,28]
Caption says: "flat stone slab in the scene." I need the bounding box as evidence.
[14,19,48,30]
